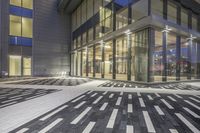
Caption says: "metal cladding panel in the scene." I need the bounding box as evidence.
[33,0,70,76]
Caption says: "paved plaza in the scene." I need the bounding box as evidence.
[0,78,200,133]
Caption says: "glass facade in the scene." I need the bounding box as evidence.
[70,0,200,82]
[9,0,33,76]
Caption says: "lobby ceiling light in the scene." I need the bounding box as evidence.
[187,34,196,41]
[124,29,132,35]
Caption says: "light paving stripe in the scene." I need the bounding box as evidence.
[103,91,108,95]
[100,102,108,111]
[74,101,86,109]
[127,104,133,113]
[129,85,132,87]
[161,99,174,109]
[120,92,123,96]
[93,96,103,104]
[174,94,182,99]
[82,122,96,133]
[184,100,200,110]
[139,98,145,107]
[194,95,200,99]
[71,95,85,103]
[71,107,92,124]
[106,109,118,128]
[38,118,63,133]
[109,94,114,98]
[40,105,68,121]
[116,97,122,106]
[169,129,179,133]
[175,113,200,133]
[155,93,161,97]
[16,128,29,133]
[183,107,200,118]
[142,111,156,133]
[189,97,200,103]
[135,86,138,88]
[154,105,165,115]
[128,94,132,100]
[25,93,46,100]
[91,93,97,97]
[0,101,17,108]
[0,96,6,99]
[137,92,141,97]
[87,91,93,94]
[126,125,134,133]
[147,95,153,100]
[123,84,126,88]
[167,96,176,102]
[1,97,22,103]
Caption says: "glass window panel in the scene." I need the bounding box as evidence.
[116,36,128,80]
[71,54,74,76]
[10,0,21,7]
[94,0,102,15]
[72,11,77,31]
[83,32,87,46]
[151,0,163,17]
[88,28,94,42]
[88,47,94,77]
[77,6,81,27]
[81,0,87,24]
[134,29,148,82]
[181,8,188,28]
[153,31,163,82]
[10,15,22,36]
[77,36,81,48]
[9,55,21,76]
[23,57,31,76]
[95,44,102,78]
[95,24,102,39]
[167,33,176,81]
[116,8,128,30]
[74,53,77,75]
[132,0,148,23]
[192,15,198,31]
[22,0,33,9]
[180,37,188,80]
[82,49,87,77]
[167,2,177,23]
[131,34,135,81]
[104,41,113,79]
[103,16,113,34]
[77,51,81,76]
[87,0,93,19]
[191,41,198,79]
[22,17,32,38]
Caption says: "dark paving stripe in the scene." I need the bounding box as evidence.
[0,88,58,109]
[11,91,200,133]
[99,81,200,91]
[7,78,92,86]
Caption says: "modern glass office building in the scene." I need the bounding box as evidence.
[58,0,200,82]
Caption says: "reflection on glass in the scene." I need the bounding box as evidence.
[104,41,113,79]
[180,37,188,80]
[77,36,81,48]
[23,57,31,76]
[181,8,188,28]
[151,0,163,17]
[9,55,21,76]
[116,8,128,30]
[71,54,74,76]
[135,29,148,81]
[116,36,128,80]
[192,15,198,31]
[131,34,135,81]
[88,47,94,77]
[82,49,87,77]
[88,28,94,42]
[77,51,81,76]
[153,31,163,82]
[132,0,148,23]
[167,33,176,81]
[191,41,198,79]
[167,1,177,24]
[95,45,102,78]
